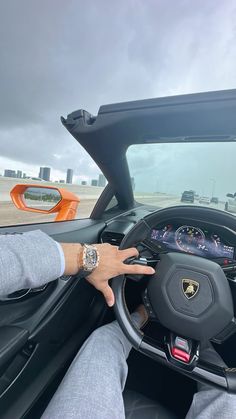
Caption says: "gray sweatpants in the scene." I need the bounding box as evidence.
[42,314,235,419]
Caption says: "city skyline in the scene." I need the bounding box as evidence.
[1,165,106,186]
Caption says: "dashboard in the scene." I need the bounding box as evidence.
[150,223,235,260]
[101,206,236,273]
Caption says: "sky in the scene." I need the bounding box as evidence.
[0,0,236,185]
[127,142,236,199]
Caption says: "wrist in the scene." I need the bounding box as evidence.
[60,243,83,275]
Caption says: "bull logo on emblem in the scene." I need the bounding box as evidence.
[182,279,199,299]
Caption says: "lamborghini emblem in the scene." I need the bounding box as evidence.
[182,279,199,299]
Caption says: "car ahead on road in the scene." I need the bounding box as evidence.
[25,176,45,181]
[1,89,236,418]
[225,193,236,213]
[199,196,211,205]
[180,190,194,203]
[211,196,219,204]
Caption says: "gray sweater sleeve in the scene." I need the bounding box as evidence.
[0,230,63,296]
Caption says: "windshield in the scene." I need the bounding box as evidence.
[127,142,236,214]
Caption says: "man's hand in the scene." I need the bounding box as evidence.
[60,242,155,307]
[86,243,155,307]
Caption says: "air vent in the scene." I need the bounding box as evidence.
[101,231,124,246]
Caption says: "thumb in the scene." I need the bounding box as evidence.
[101,284,115,307]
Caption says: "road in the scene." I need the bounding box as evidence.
[137,194,226,212]
[0,177,105,201]
[0,177,230,226]
[0,178,103,226]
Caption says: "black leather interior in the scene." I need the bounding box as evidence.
[124,390,178,419]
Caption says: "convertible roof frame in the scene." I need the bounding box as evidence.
[62,89,236,210]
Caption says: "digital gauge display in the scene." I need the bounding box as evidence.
[175,226,205,254]
[150,224,235,259]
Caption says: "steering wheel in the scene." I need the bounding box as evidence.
[112,206,236,393]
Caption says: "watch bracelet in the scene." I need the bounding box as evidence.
[78,243,99,273]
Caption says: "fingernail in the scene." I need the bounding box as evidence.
[150,268,155,274]
[108,300,114,307]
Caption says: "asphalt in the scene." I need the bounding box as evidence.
[0,177,103,225]
[0,177,228,227]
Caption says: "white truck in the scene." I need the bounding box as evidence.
[225,193,236,213]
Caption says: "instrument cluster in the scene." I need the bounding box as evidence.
[150,223,235,260]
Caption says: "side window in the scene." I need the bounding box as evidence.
[105,196,118,211]
[0,145,107,226]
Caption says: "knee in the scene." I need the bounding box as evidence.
[90,324,113,344]
[88,322,123,351]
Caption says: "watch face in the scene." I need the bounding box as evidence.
[84,246,98,271]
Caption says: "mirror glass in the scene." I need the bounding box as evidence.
[23,187,61,210]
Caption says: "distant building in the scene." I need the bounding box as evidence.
[81,181,87,185]
[91,179,98,186]
[4,169,16,178]
[23,173,26,179]
[98,174,106,187]
[43,167,51,181]
[39,167,44,179]
[59,180,65,183]
[66,169,73,184]
[39,167,51,181]
[17,170,22,178]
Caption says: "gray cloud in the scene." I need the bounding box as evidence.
[127,142,236,199]
[0,0,236,177]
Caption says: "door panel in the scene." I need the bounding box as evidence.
[0,218,106,242]
[0,326,29,371]
[0,218,107,418]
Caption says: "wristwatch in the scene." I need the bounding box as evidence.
[77,244,99,277]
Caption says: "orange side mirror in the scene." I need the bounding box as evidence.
[10,184,80,221]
